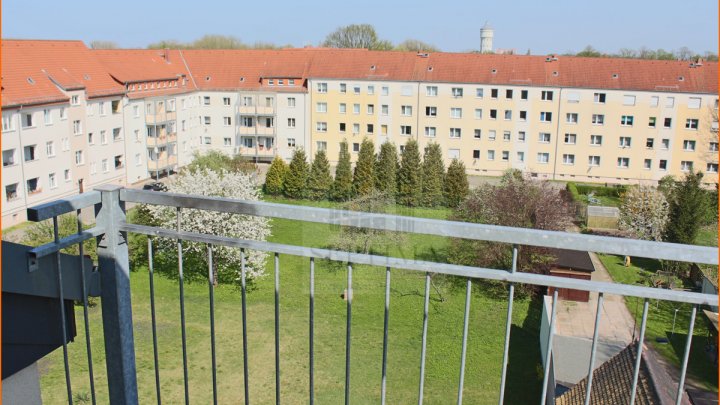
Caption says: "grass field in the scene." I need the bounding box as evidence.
[695,224,719,247]
[39,199,544,404]
[598,254,718,392]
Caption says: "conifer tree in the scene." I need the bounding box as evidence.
[421,142,445,206]
[665,171,709,244]
[331,140,354,201]
[397,139,422,206]
[264,156,288,196]
[283,148,309,199]
[445,158,469,208]
[307,149,333,200]
[375,141,398,198]
[353,138,376,196]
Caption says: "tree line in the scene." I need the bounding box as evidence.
[264,138,469,208]
[568,45,718,62]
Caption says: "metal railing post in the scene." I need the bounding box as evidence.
[95,185,139,405]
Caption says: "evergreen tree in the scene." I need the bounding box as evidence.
[397,139,422,206]
[665,171,709,244]
[445,159,469,208]
[375,141,399,198]
[264,156,288,196]
[307,149,333,200]
[283,148,309,199]
[353,138,376,196]
[331,140,354,201]
[421,142,445,206]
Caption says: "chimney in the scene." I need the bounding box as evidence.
[163,48,170,63]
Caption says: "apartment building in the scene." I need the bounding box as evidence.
[2,41,717,227]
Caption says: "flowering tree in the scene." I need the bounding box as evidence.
[146,168,271,283]
[619,185,669,241]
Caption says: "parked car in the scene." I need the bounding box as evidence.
[142,182,167,192]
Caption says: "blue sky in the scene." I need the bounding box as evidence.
[3,0,718,55]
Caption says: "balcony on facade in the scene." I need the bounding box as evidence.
[146,124,177,148]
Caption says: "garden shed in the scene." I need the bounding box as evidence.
[587,205,620,229]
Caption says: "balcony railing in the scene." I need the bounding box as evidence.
[22,187,719,405]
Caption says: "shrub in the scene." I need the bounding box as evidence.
[283,148,309,199]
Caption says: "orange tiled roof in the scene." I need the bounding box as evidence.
[94,49,192,84]
[1,40,125,107]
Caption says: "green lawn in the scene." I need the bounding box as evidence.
[598,254,718,392]
[39,199,543,404]
[695,224,719,247]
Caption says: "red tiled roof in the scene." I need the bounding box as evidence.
[94,49,192,84]
[1,40,125,107]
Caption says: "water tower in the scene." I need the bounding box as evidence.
[480,22,494,53]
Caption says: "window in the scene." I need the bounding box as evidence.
[517,131,526,142]
[340,103,347,114]
[488,130,496,141]
[353,86,361,95]
[665,97,675,108]
[540,112,552,122]
[317,141,327,151]
[265,97,273,108]
[473,150,480,159]
[46,141,55,157]
[2,113,14,131]
[22,113,33,128]
[588,155,601,166]
[620,115,634,126]
[352,143,360,152]
[592,114,604,125]
[426,86,438,96]
[474,109,483,119]
[491,88,499,99]
[367,85,374,95]
[71,95,79,105]
[593,93,606,103]
[659,160,668,170]
[450,108,463,119]
[60,107,67,120]
[401,125,412,135]
[473,129,481,139]
[710,142,719,152]
[519,111,527,121]
[490,110,497,120]
[26,178,40,195]
[288,118,296,128]
[503,131,511,141]
[339,123,346,132]
[425,127,436,137]
[204,137,212,145]
[564,133,576,144]
[2,149,15,166]
[541,91,553,101]
[650,96,659,107]
[316,122,327,132]
[110,128,121,142]
[224,137,232,146]
[426,106,437,117]
[381,105,389,115]
[352,124,360,134]
[449,128,461,138]
[537,153,550,163]
[447,149,460,159]
[381,86,389,96]
[505,89,513,99]
[707,163,718,173]
[48,172,57,189]
[367,124,374,134]
[539,133,551,143]
[567,92,580,103]
[401,106,413,116]
[685,119,699,130]
[664,118,672,128]
[589,135,602,146]
[487,150,495,160]
[648,117,656,128]
[451,87,463,97]
[681,161,693,172]
[64,169,71,182]
[287,138,296,147]
[315,102,328,113]
[517,152,525,162]
[242,97,254,107]
[102,159,109,173]
[203,96,211,106]
[562,154,575,165]
[476,88,484,98]
[504,110,512,120]
[340,83,347,93]
[24,145,36,162]
[317,82,327,93]
[288,97,296,107]
[683,140,696,151]
[43,109,52,125]
[223,97,231,106]
[520,90,528,100]
[367,104,375,114]
[623,95,636,106]
[134,153,142,166]
[644,159,652,170]
[353,104,360,114]
[75,150,84,165]
[619,137,632,148]
[661,139,670,149]
[381,125,388,135]
[617,157,630,168]
[566,113,578,124]
[646,138,654,149]
[72,120,82,135]
[242,117,254,127]
[688,97,701,109]
[204,116,211,125]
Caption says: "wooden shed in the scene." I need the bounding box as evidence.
[547,249,595,302]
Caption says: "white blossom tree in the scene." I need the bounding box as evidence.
[146,168,271,283]
[619,185,669,241]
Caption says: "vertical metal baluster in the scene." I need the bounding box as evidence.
[275,253,281,405]
[418,272,431,405]
[540,290,559,405]
[457,278,472,405]
[498,245,518,405]
[629,299,650,405]
[674,305,697,405]
[381,267,391,405]
[55,216,74,405]
[207,245,218,405]
[309,258,315,405]
[240,249,250,405]
[345,263,353,405]
[77,210,96,405]
[177,208,190,405]
[583,293,604,405]
[148,239,162,405]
